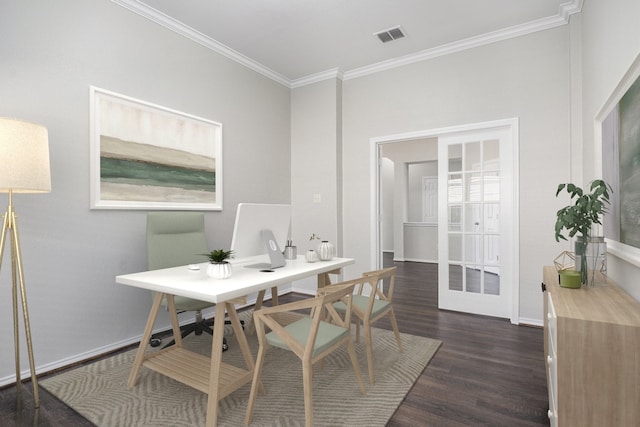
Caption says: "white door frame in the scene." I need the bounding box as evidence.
[370,118,520,324]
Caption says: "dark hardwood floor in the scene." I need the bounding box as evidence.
[0,255,549,426]
[383,257,549,426]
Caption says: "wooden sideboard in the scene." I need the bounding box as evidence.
[542,266,640,426]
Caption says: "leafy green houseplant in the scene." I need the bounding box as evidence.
[554,179,612,285]
[202,249,233,279]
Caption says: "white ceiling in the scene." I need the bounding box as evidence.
[115,0,582,87]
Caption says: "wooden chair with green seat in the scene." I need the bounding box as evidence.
[333,266,403,384]
[245,278,367,427]
[146,212,237,350]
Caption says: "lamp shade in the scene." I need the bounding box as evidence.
[0,117,51,193]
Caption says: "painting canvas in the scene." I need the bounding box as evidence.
[601,53,640,258]
[90,86,222,210]
[618,76,640,248]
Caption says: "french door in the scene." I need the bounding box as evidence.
[437,123,517,321]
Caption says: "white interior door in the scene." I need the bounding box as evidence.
[437,124,516,320]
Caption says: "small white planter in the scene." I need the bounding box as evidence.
[316,241,335,261]
[207,262,232,279]
[305,250,319,263]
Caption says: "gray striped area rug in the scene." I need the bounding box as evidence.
[41,310,441,426]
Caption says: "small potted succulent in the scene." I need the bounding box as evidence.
[203,249,233,279]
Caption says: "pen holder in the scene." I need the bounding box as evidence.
[283,245,297,260]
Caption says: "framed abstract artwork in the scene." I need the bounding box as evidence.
[89,86,222,210]
[599,53,640,265]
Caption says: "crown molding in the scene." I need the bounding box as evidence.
[112,0,582,88]
[343,0,583,80]
[290,68,344,89]
[559,0,584,20]
[111,0,291,87]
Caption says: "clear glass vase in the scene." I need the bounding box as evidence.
[575,235,607,286]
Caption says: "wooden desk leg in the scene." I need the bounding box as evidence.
[247,290,266,335]
[248,286,279,334]
[165,294,183,348]
[205,303,227,427]
[317,268,341,289]
[226,302,264,394]
[314,269,341,318]
[254,290,266,312]
[226,302,252,368]
[128,292,164,388]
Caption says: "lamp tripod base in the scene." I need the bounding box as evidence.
[1,195,40,408]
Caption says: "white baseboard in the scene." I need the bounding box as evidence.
[0,333,153,387]
[518,317,543,327]
[402,257,437,264]
[290,285,315,295]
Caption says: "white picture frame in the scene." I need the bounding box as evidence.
[89,86,222,210]
[598,53,640,266]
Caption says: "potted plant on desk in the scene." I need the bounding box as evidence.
[554,179,612,287]
[203,249,233,279]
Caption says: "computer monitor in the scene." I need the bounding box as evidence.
[230,203,291,260]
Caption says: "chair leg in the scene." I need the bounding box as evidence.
[302,359,314,427]
[245,344,267,426]
[160,322,197,348]
[194,310,205,335]
[387,309,404,352]
[364,319,375,385]
[346,338,367,395]
[200,326,228,352]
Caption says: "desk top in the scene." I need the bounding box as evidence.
[116,255,354,304]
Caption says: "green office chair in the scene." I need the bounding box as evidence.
[146,212,233,350]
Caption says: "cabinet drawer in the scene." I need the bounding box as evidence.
[547,292,557,356]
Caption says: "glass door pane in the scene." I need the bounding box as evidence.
[447,139,501,296]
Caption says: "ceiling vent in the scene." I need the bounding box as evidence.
[374,26,405,43]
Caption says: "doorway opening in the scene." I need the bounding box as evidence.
[371,119,519,323]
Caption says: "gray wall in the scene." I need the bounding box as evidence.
[380,139,438,260]
[342,26,572,322]
[0,0,290,384]
[290,78,342,293]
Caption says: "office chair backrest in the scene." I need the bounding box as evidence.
[146,212,209,270]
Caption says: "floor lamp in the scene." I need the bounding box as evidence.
[0,117,51,408]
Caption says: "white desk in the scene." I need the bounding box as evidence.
[116,255,354,427]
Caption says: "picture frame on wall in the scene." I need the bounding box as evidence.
[599,53,640,266]
[89,86,222,210]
